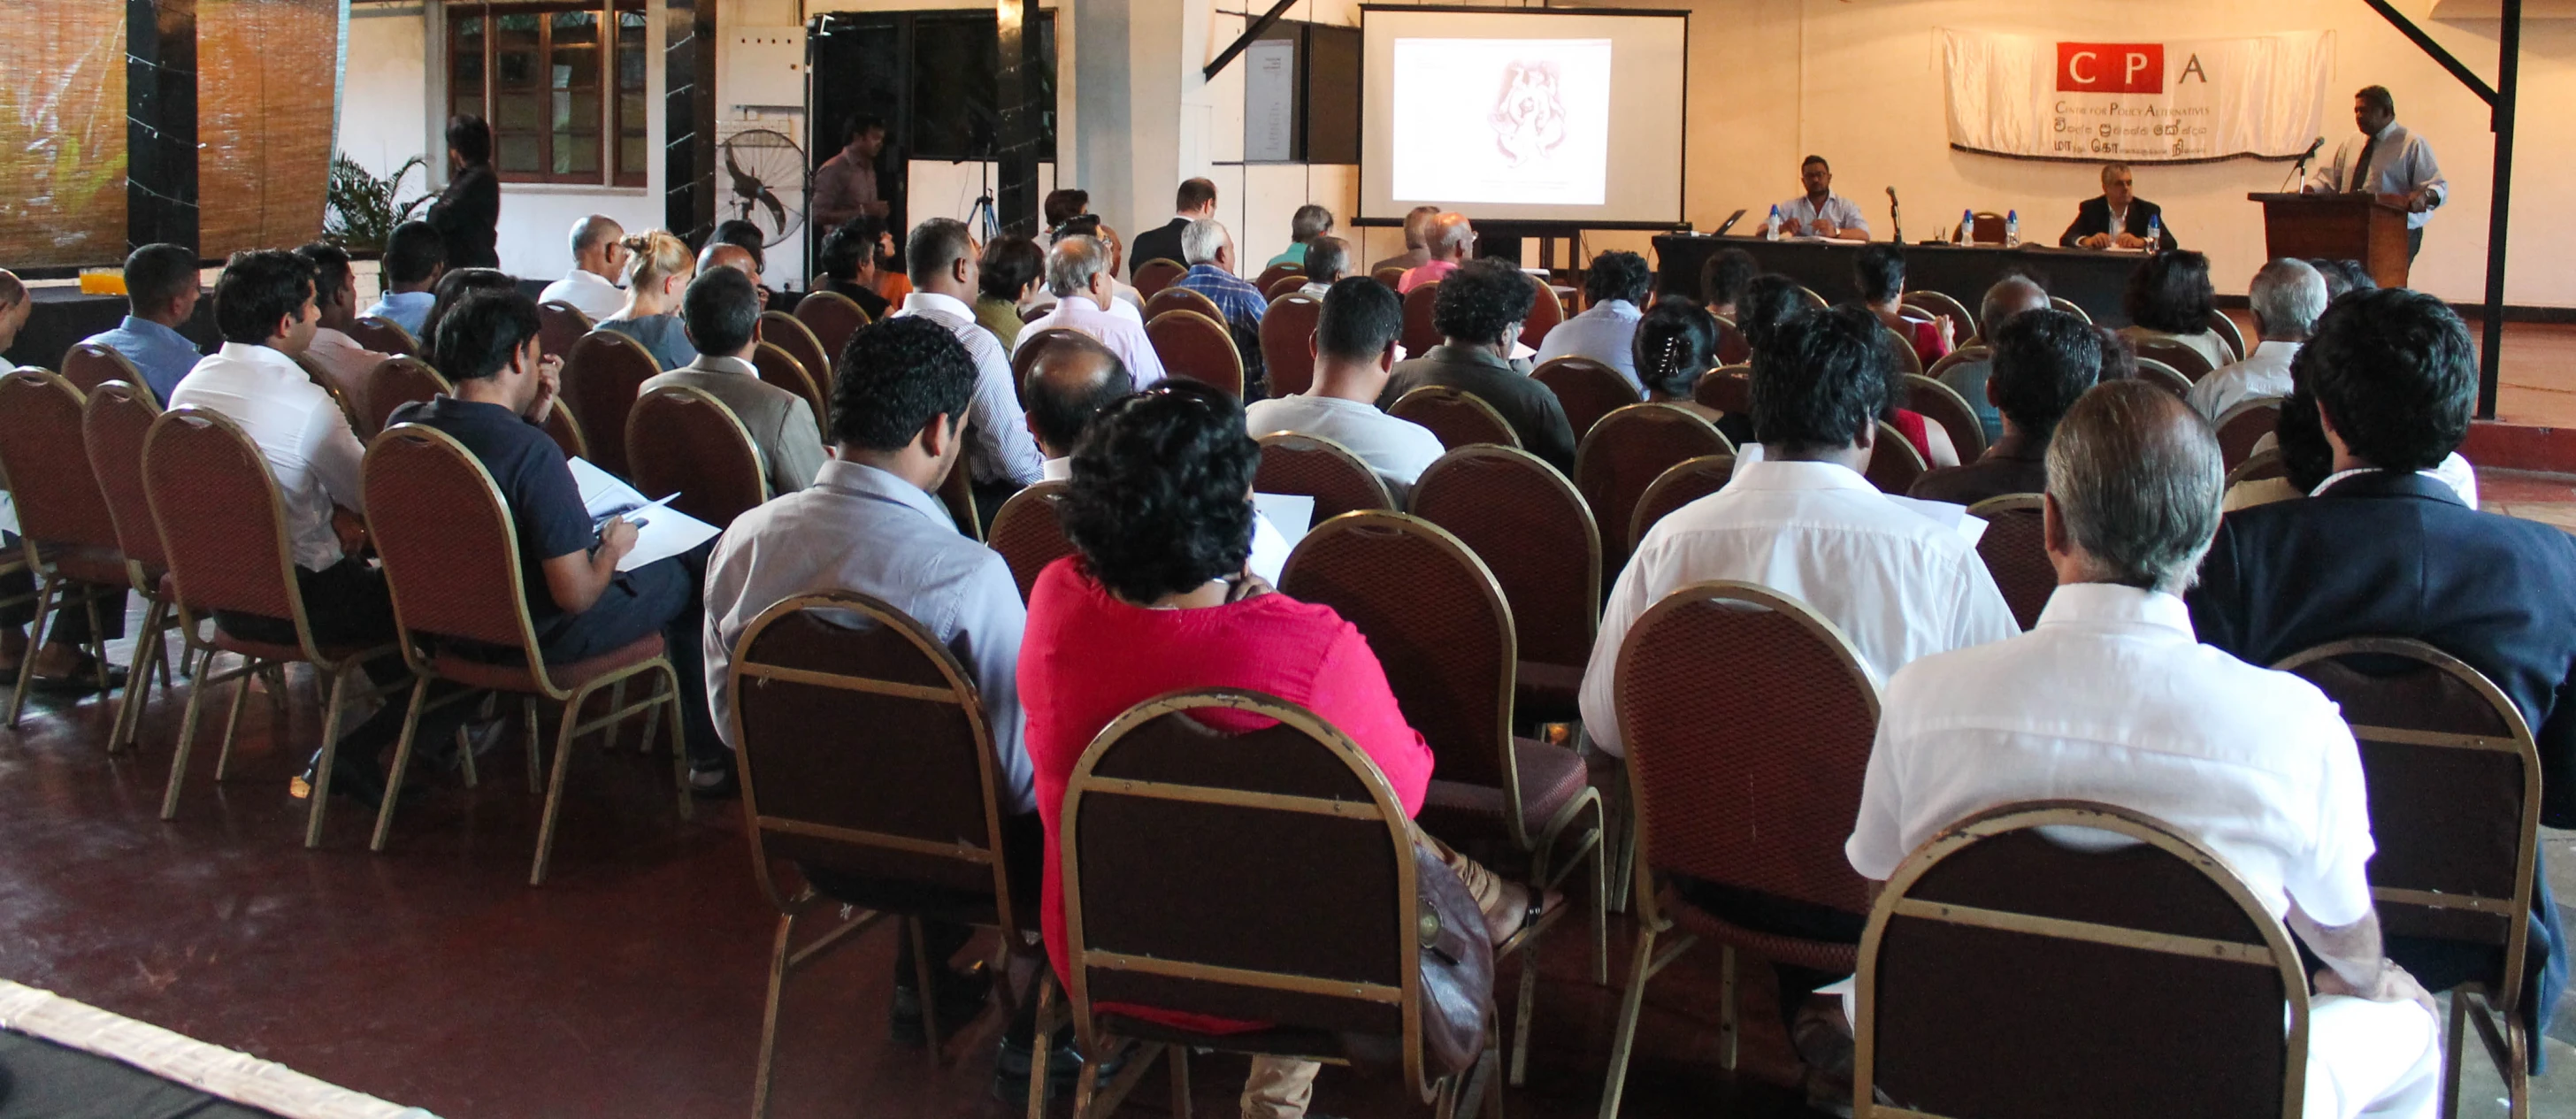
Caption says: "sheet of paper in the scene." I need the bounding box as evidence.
[1248,494,1315,586]
[0,493,17,537]
[567,456,648,521]
[1248,512,1292,586]
[615,501,722,572]
[1884,494,1989,546]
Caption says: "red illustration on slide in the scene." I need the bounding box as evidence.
[1490,60,1570,168]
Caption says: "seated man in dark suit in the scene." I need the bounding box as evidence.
[2058,163,2180,251]
[1909,308,2098,506]
[2189,286,2576,1065]
[1375,257,1577,474]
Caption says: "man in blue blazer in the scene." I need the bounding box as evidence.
[2190,287,2576,1069]
[2058,163,2180,251]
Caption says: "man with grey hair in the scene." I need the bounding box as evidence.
[1940,274,2052,443]
[1015,235,1167,387]
[1371,204,1445,275]
[1266,203,1336,270]
[1845,379,2443,1119]
[2189,257,2327,422]
[538,214,630,321]
[895,217,1046,520]
[1296,236,1349,299]
[1173,217,1269,389]
[1399,211,1476,294]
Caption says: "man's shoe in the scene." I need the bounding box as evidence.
[991,1032,1112,1106]
[30,654,128,696]
[294,749,388,810]
[688,760,739,800]
[889,965,993,1046]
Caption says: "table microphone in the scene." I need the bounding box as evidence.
[1886,186,1904,244]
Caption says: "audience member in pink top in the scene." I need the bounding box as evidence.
[1396,211,1476,295]
[1016,381,1543,1119]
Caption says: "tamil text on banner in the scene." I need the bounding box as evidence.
[1942,29,2334,164]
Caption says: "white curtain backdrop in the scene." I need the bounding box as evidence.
[1943,29,2335,163]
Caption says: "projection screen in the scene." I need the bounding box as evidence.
[1360,6,1686,227]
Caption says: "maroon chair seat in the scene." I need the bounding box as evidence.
[560,330,663,478]
[433,632,667,694]
[1390,385,1520,450]
[1145,309,1244,396]
[792,290,870,366]
[1421,736,1592,839]
[1258,293,1322,397]
[1576,403,1731,574]
[1531,356,1641,443]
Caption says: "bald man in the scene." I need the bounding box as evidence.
[1397,212,1475,295]
[1019,330,1136,480]
[540,214,630,321]
[1942,275,2054,443]
[697,242,770,311]
[1370,204,1444,276]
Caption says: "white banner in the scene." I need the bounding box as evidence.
[1942,29,2335,164]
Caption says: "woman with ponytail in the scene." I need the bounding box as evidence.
[596,229,699,370]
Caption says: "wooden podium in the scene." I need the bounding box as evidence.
[2249,193,2413,290]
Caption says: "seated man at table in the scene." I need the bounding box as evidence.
[1848,379,2442,1119]
[1910,307,2099,507]
[1534,249,1652,391]
[1777,155,1868,241]
[2058,162,2178,251]
[80,241,205,402]
[2189,257,2327,422]
[1377,258,1576,474]
[389,288,726,793]
[639,266,824,495]
[2191,287,2576,1052]
[1246,277,1445,499]
[362,220,447,341]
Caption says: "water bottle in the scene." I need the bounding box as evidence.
[2144,215,2163,253]
[1765,205,1782,241]
[2005,210,2020,248]
[1956,209,1971,244]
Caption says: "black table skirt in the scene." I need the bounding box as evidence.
[1653,234,2150,329]
[9,287,218,373]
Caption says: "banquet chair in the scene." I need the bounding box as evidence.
[793,289,870,365]
[1401,283,1444,357]
[1281,511,1607,1085]
[2275,640,2543,1118]
[1132,258,1187,299]
[1391,386,1520,451]
[727,591,1049,1115]
[1532,356,1642,442]
[1519,277,1566,350]
[986,481,1075,603]
[1863,420,1928,494]
[2131,336,2215,381]
[1254,263,1304,292]
[2049,296,2093,324]
[1258,293,1322,398]
[761,311,836,400]
[2207,310,2250,361]
[559,330,662,479]
[80,381,188,755]
[1410,445,1600,728]
[142,407,413,846]
[1254,433,1394,525]
[1142,286,1223,326]
[347,316,419,356]
[363,423,690,885]
[1628,454,1738,553]
[1965,494,2052,632]
[0,370,132,726]
[626,384,770,531]
[1599,579,1879,1118]
[1857,801,2311,1119]
[361,356,454,441]
[1145,309,1244,397]
[537,301,593,362]
[1690,365,1752,418]
[1576,403,1730,574]
[751,341,828,427]
[2215,396,2284,472]
[2132,359,2193,398]
[60,342,144,399]
[1900,290,1975,345]
[1061,689,1502,1119]
[1902,373,1987,459]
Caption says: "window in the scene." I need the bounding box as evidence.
[449,2,648,187]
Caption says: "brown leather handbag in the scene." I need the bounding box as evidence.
[1411,839,1497,1077]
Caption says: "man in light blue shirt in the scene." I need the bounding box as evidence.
[1534,249,1652,391]
[79,242,204,402]
[359,220,446,341]
[1776,155,1870,241]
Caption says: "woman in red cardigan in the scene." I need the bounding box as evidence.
[1017,380,1547,1119]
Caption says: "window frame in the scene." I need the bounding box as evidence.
[448,0,649,188]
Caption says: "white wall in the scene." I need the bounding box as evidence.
[342,4,430,184]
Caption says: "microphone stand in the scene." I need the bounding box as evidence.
[1886,187,1903,244]
[2283,138,2322,192]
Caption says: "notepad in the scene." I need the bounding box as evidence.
[567,457,724,572]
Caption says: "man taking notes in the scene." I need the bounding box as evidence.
[2307,85,2445,260]
[2059,163,2178,251]
[1777,156,1868,241]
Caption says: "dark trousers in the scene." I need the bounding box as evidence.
[802,811,1046,1005]
[2407,226,2424,261]
[215,559,433,761]
[1671,875,1868,1029]
[0,535,128,648]
[528,541,719,766]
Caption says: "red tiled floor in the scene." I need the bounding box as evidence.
[0,663,1813,1118]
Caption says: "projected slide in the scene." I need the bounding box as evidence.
[1389,38,1613,207]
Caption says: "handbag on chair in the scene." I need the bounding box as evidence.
[1413,839,1498,1076]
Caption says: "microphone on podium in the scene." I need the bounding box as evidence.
[2285,135,2325,191]
[1886,186,1903,244]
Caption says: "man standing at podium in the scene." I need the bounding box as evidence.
[2306,86,2446,260]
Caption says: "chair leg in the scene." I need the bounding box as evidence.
[79,591,108,694]
[1596,924,1659,1119]
[1590,816,1612,987]
[1717,945,1740,1071]
[1510,924,1542,1085]
[2508,1012,2530,1119]
[211,656,257,781]
[1167,1042,1191,1119]
[659,664,691,822]
[110,599,166,753]
[369,677,433,853]
[751,909,798,1119]
[530,684,591,885]
[2442,989,2468,1118]
[523,696,542,793]
[1024,973,1057,1119]
[6,575,62,728]
[303,662,358,849]
[157,653,219,820]
[605,679,628,749]
[904,915,946,1067]
[1070,1041,1105,1119]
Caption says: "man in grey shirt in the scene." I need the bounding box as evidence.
[700,316,1036,1062]
[1247,277,1446,501]
[639,267,827,494]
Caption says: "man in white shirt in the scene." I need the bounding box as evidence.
[167,250,424,806]
[1016,235,1168,389]
[1849,379,2442,1119]
[1777,156,1869,241]
[1244,277,1445,501]
[536,214,630,323]
[2190,258,2327,422]
[1580,304,2016,756]
[1020,331,1136,481]
[292,242,393,411]
[896,218,1046,525]
[2308,85,2446,259]
[1533,250,1652,391]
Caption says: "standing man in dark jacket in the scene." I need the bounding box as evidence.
[2189,287,2576,1071]
[2058,163,2177,251]
[427,115,502,270]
